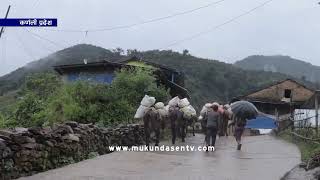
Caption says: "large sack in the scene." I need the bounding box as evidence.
[226,109,233,119]
[212,102,220,107]
[168,96,180,107]
[200,103,212,116]
[178,98,190,108]
[140,95,156,107]
[134,105,150,119]
[158,109,168,117]
[165,105,170,112]
[181,105,196,119]
[155,102,165,109]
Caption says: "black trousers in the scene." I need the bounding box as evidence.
[144,119,160,146]
[206,127,218,146]
[171,123,186,144]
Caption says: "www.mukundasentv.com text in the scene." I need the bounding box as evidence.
[108,145,215,152]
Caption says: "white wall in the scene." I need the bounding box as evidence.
[294,109,318,127]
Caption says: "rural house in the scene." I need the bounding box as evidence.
[233,79,316,132]
[234,79,315,117]
[53,57,190,98]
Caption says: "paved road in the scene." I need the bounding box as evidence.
[19,134,300,180]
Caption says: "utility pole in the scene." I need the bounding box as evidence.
[315,90,320,136]
[0,5,11,39]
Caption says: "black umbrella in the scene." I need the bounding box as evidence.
[230,101,259,120]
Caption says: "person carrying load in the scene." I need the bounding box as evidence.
[206,104,220,150]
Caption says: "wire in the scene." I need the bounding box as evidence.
[20,29,71,59]
[161,0,275,49]
[13,30,36,60]
[36,0,227,33]
[20,29,56,54]
[33,0,40,8]
[24,28,66,48]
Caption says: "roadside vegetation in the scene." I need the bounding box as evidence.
[0,69,169,128]
[279,130,320,161]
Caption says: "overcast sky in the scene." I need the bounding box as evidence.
[0,0,319,76]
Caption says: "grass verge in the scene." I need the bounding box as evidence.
[278,130,320,161]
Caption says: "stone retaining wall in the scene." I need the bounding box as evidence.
[0,122,144,180]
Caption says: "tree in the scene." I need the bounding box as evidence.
[127,49,141,57]
[112,47,125,57]
[12,73,62,127]
[10,69,170,127]
[23,73,62,100]
[111,68,169,106]
[182,49,190,56]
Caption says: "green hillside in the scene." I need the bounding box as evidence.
[129,50,293,108]
[0,44,311,110]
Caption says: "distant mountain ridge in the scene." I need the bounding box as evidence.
[234,55,320,83]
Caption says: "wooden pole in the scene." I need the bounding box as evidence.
[0,5,11,39]
[315,91,319,136]
[290,90,294,131]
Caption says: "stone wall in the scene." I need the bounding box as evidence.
[0,122,144,180]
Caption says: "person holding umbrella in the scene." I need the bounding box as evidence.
[229,101,259,150]
[233,117,246,150]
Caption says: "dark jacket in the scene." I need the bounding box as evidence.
[207,110,220,128]
[169,107,184,127]
[143,108,161,129]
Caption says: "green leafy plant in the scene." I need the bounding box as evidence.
[8,69,170,128]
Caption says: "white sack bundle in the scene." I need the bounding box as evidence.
[140,95,156,107]
[165,105,170,112]
[155,102,165,109]
[181,105,196,119]
[200,103,212,117]
[168,96,180,107]
[134,105,150,119]
[158,109,168,117]
[178,98,190,108]
[212,102,220,107]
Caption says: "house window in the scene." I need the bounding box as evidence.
[284,89,292,98]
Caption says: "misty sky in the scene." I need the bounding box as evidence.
[0,0,319,76]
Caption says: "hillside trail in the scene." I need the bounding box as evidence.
[19,134,300,180]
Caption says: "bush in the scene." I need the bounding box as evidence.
[11,73,62,127]
[111,69,169,106]
[0,113,5,129]
[23,73,62,100]
[10,69,170,127]
[46,69,169,126]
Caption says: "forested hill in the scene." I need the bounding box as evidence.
[235,55,320,83]
[127,50,296,107]
[0,44,116,94]
[0,44,310,108]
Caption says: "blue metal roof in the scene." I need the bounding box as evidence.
[246,116,277,129]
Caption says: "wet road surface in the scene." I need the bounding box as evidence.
[18,134,300,180]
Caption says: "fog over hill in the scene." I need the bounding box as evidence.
[235,55,320,83]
